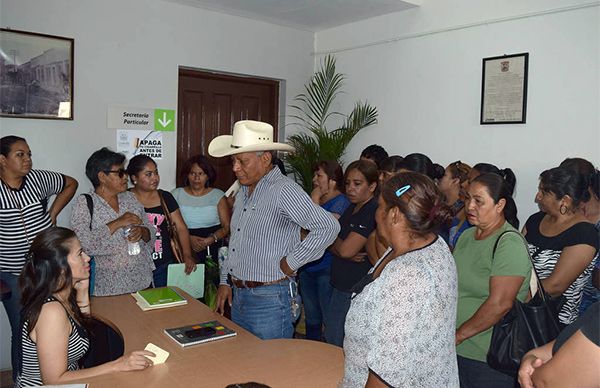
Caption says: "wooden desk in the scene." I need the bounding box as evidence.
[79,291,344,387]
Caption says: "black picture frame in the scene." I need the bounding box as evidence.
[0,28,74,120]
[480,52,528,125]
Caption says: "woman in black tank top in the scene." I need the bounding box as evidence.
[15,227,154,387]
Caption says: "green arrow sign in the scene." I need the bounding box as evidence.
[154,109,175,131]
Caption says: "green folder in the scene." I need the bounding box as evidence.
[137,286,186,306]
[167,263,205,299]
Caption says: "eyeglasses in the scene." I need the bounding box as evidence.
[105,168,126,178]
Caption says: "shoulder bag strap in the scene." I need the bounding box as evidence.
[492,230,543,299]
[158,190,184,263]
[157,190,175,230]
[83,194,93,230]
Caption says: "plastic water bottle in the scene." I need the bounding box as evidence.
[123,226,141,255]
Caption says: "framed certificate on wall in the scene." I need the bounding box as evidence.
[480,53,529,125]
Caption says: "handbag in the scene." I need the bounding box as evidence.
[486,230,564,376]
[158,191,184,263]
[83,194,96,294]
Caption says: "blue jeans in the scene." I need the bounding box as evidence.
[152,264,169,288]
[299,268,333,341]
[1,271,22,380]
[457,355,517,388]
[323,287,352,347]
[231,280,293,340]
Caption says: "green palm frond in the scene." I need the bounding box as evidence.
[285,55,379,192]
[290,55,345,135]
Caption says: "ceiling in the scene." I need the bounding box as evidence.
[166,0,421,32]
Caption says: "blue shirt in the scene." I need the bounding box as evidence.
[220,167,340,284]
[303,194,350,273]
[171,187,224,228]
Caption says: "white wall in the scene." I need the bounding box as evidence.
[1,0,599,372]
[316,0,600,222]
[0,0,314,370]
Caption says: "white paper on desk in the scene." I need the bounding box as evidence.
[145,342,169,364]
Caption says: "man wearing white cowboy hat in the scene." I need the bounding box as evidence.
[209,120,340,340]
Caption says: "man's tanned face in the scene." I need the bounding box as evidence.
[231,152,272,192]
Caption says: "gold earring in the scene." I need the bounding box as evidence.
[559,204,568,215]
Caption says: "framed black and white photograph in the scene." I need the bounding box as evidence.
[0,28,74,120]
[480,52,528,125]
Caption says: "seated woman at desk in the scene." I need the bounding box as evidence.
[15,227,154,387]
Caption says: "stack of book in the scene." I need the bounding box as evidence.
[132,287,188,311]
[164,320,237,347]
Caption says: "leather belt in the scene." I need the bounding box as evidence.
[230,276,287,289]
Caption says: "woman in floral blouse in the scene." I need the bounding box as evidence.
[71,148,155,296]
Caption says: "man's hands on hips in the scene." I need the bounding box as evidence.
[215,285,232,315]
[280,257,296,276]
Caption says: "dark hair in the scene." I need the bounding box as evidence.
[126,154,156,184]
[345,160,379,191]
[447,161,472,201]
[559,157,598,200]
[85,147,126,188]
[273,156,286,175]
[1,135,27,156]
[472,173,520,229]
[19,227,87,336]
[380,155,404,173]
[179,154,217,188]
[400,153,443,180]
[472,163,517,195]
[539,167,591,209]
[560,157,595,176]
[314,160,345,192]
[381,172,452,237]
[432,164,445,181]
[360,144,389,168]
[591,170,600,200]
[447,161,471,183]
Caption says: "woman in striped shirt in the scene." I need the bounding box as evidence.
[0,135,78,379]
[16,227,154,387]
[524,166,599,325]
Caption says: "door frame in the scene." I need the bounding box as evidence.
[176,67,283,188]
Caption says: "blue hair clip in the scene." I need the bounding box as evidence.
[395,184,411,197]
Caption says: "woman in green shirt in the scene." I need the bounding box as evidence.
[453,173,532,387]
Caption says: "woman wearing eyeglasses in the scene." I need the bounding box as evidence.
[342,172,458,387]
[71,148,155,296]
[438,161,472,250]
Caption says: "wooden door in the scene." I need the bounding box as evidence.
[176,69,279,190]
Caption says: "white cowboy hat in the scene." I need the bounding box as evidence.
[208,120,295,157]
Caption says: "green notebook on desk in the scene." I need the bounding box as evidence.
[167,263,205,298]
[134,286,187,310]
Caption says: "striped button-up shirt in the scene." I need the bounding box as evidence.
[221,167,340,284]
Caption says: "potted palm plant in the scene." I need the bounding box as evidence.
[285,55,378,192]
